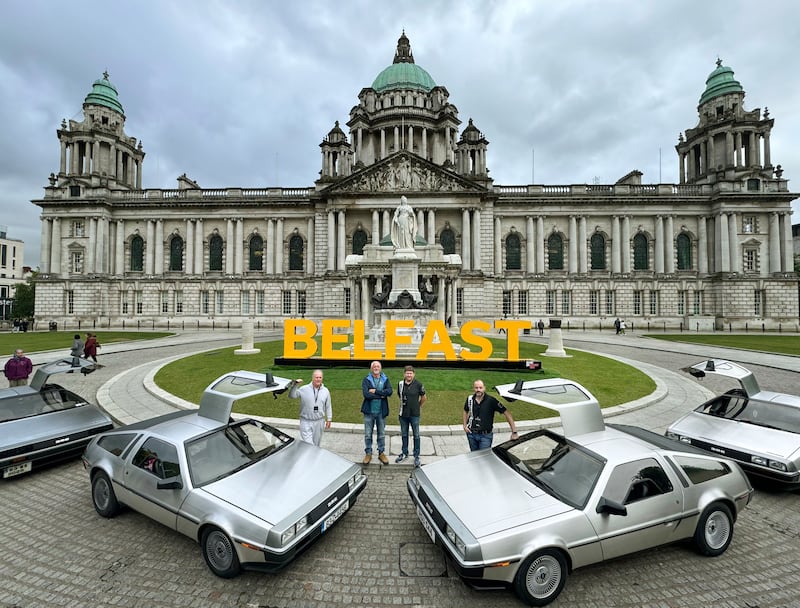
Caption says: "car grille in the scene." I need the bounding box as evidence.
[417,487,447,532]
[307,481,350,524]
[0,423,113,460]
[687,438,751,462]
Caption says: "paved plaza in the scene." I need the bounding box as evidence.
[1,330,799,608]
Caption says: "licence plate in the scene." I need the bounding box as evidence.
[3,461,32,478]
[417,505,436,543]
[321,499,349,532]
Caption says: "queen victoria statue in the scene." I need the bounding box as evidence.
[391,195,417,250]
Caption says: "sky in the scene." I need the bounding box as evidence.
[2,0,799,268]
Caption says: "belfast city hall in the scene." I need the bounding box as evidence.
[33,33,798,331]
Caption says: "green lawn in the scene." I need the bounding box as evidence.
[0,331,173,355]
[155,338,655,425]
[645,334,800,356]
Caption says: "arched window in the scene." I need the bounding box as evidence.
[352,229,368,255]
[169,236,184,271]
[633,233,649,270]
[249,235,263,271]
[590,233,606,270]
[505,233,521,270]
[289,234,304,271]
[209,235,223,271]
[130,235,144,271]
[440,228,456,254]
[676,233,692,270]
[547,234,563,270]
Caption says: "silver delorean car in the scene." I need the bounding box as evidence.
[1,357,112,479]
[667,359,800,488]
[408,377,753,606]
[82,370,366,577]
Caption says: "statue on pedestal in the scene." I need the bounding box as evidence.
[391,195,417,250]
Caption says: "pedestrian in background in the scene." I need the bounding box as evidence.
[4,349,33,387]
[361,360,392,465]
[463,379,518,451]
[288,369,332,447]
[84,332,100,362]
[395,365,426,467]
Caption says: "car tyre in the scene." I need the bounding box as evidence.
[694,502,733,556]
[513,548,568,606]
[201,527,241,578]
[91,471,121,518]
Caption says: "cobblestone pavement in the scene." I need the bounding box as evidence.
[2,331,800,607]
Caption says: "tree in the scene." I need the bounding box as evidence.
[12,280,35,319]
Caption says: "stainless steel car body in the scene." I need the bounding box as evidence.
[667,359,800,487]
[0,357,113,478]
[408,377,753,606]
[82,370,367,576]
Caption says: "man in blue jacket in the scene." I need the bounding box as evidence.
[361,360,392,464]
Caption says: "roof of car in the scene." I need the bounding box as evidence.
[115,410,224,443]
[574,424,712,464]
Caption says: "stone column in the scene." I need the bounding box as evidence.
[116,219,125,275]
[727,213,739,274]
[145,220,155,274]
[422,128,427,159]
[327,211,335,271]
[578,216,587,273]
[417,208,425,241]
[494,216,502,274]
[336,210,346,271]
[698,216,708,274]
[50,219,61,274]
[59,142,67,174]
[450,279,458,328]
[235,218,244,275]
[96,217,106,272]
[781,212,793,273]
[226,218,234,274]
[655,215,664,273]
[40,218,51,274]
[568,215,577,273]
[461,209,471,270]
[380,129,386,159]
[536,216,545,273]
[234,319,261,355]
[266,219,275,274]
[185,219,194,275]
[768,212,781,273]
[665,216,675,274]
[622,216,631,273]
[717,213,730,273]
[427,209,435,244]
[87,218,97,274]
[611,216,620,273]
[275,218,284,275]
[763,130,771,167]
[154,219,164,275]
[472,209,482,271]
[526,216,535,273]
[360,276,370,324]
[437,276,446,320]
[194,218,204,274]
[371,210,380,245]
[707,135,715,171]
[307,216,315,275]
[136,159,142,189]
[382,210,391,239]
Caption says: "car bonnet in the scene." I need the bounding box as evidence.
[420,450,573,538]
[0,405,111,451]
[198,441,356,524]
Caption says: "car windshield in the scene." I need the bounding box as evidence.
[495,431,604,508]
[185,419,293,486]
[701,396,800,434]
[0,387,88,422]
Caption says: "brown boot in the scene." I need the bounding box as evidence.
[362,454,372,464]
[378,452,389,465]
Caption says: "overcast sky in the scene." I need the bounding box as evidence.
[2,0,799,268]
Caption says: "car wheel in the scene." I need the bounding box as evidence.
[513,548,568,606]
[201,527,241,578]
[694,502,733,557]
[91,471,120,518]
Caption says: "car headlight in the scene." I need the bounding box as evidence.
[281,516,310,545]
[281,527,296,545]
[768,460,788,472]
[348,471,364,491]
[411,473,420,491]
[445,525,466,557]
[751,455,768,466]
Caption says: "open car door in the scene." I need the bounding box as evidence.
[684,359,760,398]
[197,370,294,423]
[29,357,101,391]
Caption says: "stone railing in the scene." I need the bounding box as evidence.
[110,187,315,200]
[493,184,712,196]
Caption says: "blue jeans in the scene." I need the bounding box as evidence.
[399,415,421,458]
[363,412,386,454]
[467,432,493,452]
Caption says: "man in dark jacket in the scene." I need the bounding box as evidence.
[4,349,33,387]
[361,360,392,465]
[395,365,426,467]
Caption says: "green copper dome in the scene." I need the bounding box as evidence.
[371,32,436,93]
[698,59,743,106]
[84,71,125,114]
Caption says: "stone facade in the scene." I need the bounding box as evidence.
[32,36,798,330]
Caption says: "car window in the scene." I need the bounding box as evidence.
[0,389,87,422]
[186,419,292,486]
[499,431,604,508]
[132,438,181,480]
[672,455,731,484]
[700,396,800,434]
[97,433,138,457]
[605,458,673,505]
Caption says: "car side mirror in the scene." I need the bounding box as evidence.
[596,496,627,516]
[157,476,183,490]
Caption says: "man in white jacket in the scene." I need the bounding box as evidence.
[288,369,333,446]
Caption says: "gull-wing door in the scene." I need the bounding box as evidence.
[29,357,99,391]
[495,377,604,437]
[684,359,760,398]
[197,370,293,423]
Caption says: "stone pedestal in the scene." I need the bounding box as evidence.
[542,319,570,358]
[388,248,422,306]
[234,319,261,355]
